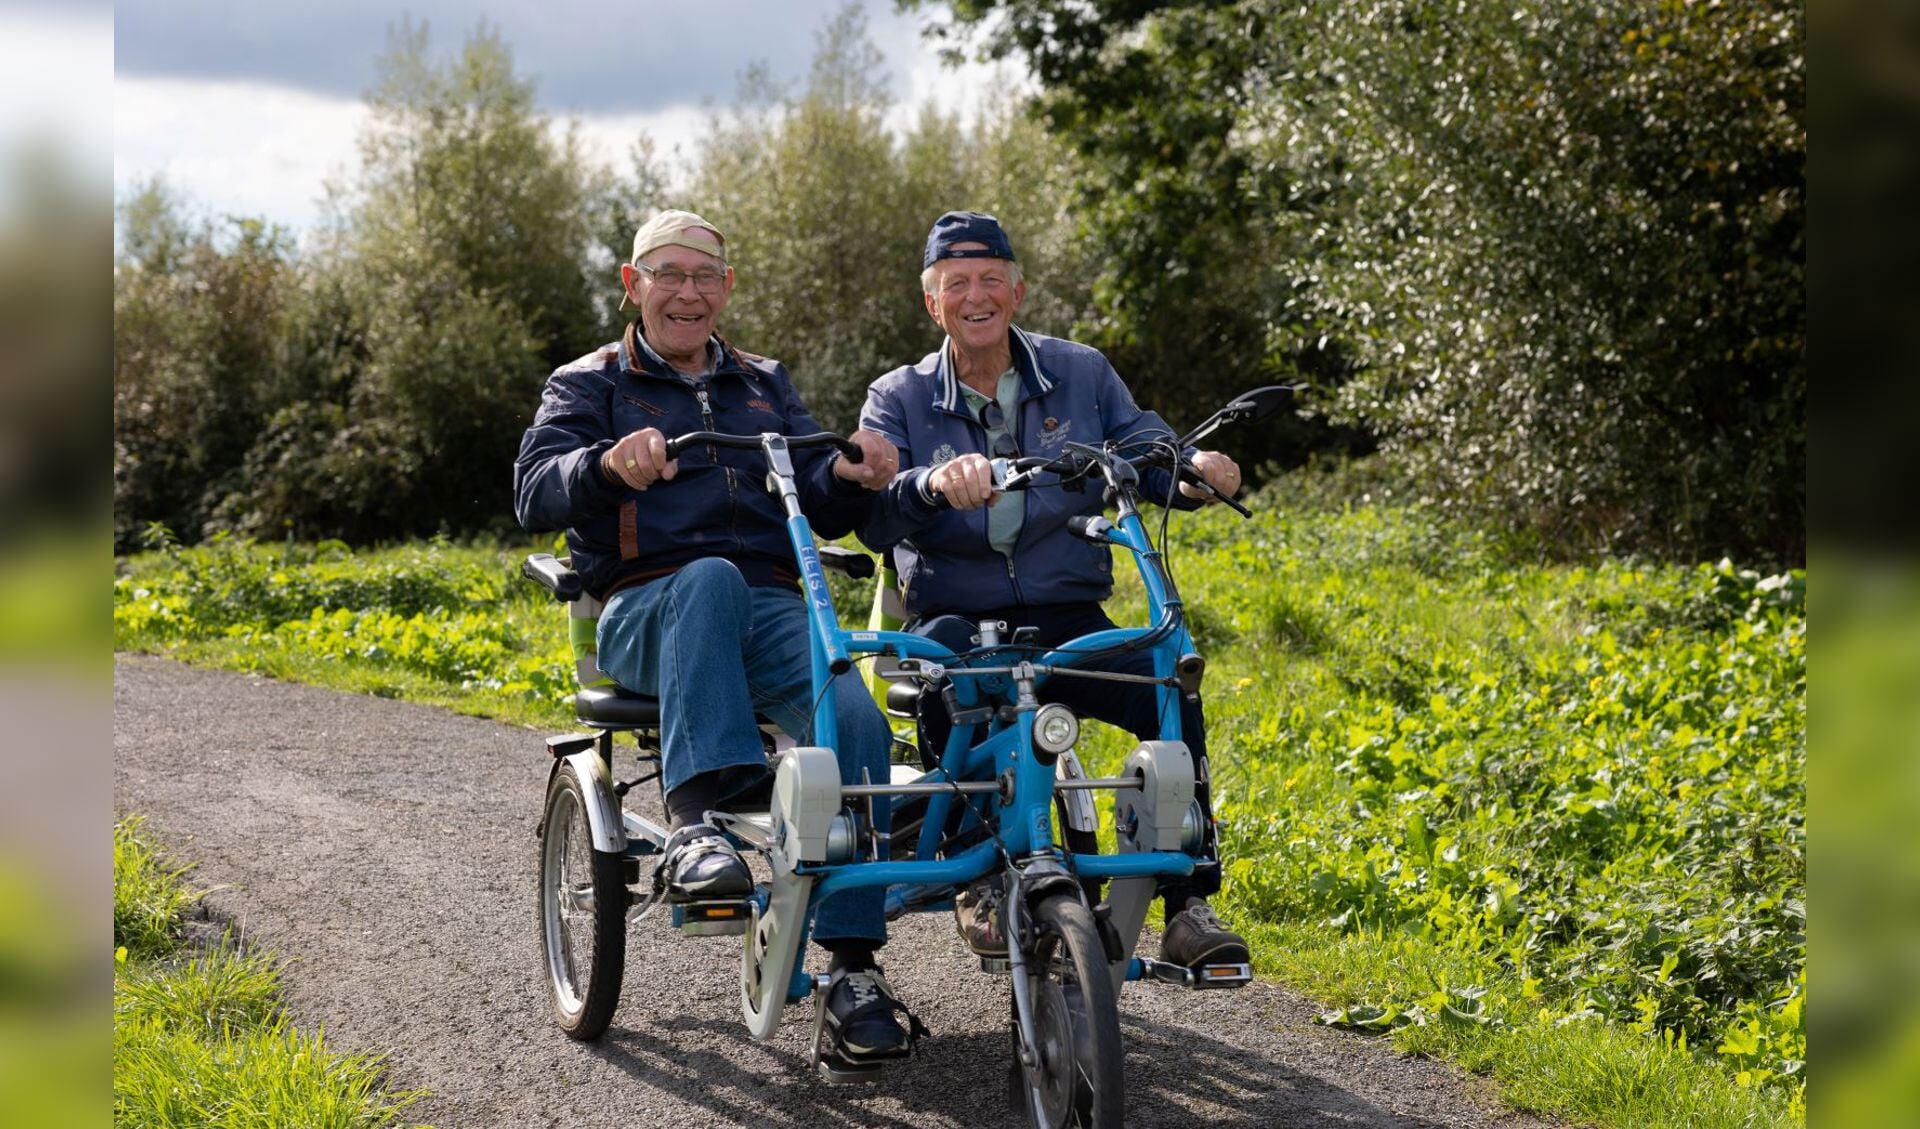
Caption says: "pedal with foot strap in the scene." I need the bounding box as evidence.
[807,973,889,1083]
[671,898,751,936]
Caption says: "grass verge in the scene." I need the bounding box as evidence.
[113,815,427,1128]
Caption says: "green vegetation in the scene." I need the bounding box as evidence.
[112,11,1092,553]
[1095,494,1805,1126]
[112,816,427,1128]
[114,493,1804,1126]
[923,0,1804,561]
[0,865,97,1126]
[114,3,1803,564]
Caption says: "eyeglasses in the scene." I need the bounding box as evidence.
[636,263,728,294]
[977,400,1020,458]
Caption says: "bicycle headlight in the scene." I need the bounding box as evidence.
[1032,704,1080,760]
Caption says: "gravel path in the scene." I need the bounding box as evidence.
[114,655,1551,1129]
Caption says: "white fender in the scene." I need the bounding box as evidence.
[1055,749,1099,835]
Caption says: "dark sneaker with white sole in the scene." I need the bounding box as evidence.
[1159,897,1250,970]
[824,966,914,1060]
[660,823,751,900]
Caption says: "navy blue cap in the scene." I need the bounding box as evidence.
[923,211,1017,268]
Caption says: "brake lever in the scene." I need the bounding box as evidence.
[1178,463,1254,518]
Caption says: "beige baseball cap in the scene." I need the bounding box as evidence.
[619,209,726,313]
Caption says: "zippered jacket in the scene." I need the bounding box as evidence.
[514,322,874,600]
[858,326,1195,617]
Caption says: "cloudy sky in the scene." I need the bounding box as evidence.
[103,0,1009,236]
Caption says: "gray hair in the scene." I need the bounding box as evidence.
[922,258,1025,296]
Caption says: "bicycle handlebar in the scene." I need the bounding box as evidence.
[663,430,863,463]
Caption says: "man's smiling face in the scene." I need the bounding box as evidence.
[624,241,733,367]
[925,245,1025,355]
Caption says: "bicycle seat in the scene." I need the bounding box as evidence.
[573,685,663,726]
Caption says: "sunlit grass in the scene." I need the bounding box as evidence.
[112,817,427,1128]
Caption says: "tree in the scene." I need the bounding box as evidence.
[254,21,614,539]
[912,0,1804,561]
[684,5,1096,431]
[114,181,304,549]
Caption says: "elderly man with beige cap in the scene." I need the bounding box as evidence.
[515,210,920,1060]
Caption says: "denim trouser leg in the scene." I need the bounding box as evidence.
[597,559,769,796]
[736,585,892,946]
[597,559,891,946]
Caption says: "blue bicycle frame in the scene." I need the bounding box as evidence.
[720,431,1201,1004]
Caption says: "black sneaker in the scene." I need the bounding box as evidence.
[1159,898,1250,970]
[824,966,912,1060]
[660,823,751,899]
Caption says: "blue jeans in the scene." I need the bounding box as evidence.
[598,558,892,945]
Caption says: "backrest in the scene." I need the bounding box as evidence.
[862,550,907,708]
[567,584,616,690]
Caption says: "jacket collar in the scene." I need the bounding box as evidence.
[620,321,739,382]
[934,324,1053,413]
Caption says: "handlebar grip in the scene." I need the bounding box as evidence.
[1175,463,1255,518]
[522,553,583,601]
[661,430,861,462]
[1067,515,1113,542]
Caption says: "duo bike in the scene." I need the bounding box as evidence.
[525,386,1290,1127]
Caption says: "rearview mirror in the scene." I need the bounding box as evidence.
[1225,385,1293,422]
[1179,384,1295,448]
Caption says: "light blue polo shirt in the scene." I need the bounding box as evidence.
[957,368,1025,560]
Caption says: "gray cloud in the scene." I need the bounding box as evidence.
[114,0,934,114]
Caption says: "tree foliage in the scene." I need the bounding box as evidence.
[690,5,1095,431]
[114,186,305,548]
[917,0,1804,561]
[113,3,1802,561]
[115,24,617,547]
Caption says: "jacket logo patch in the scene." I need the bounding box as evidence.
[1043,417,1059,430]
[621,394,666,416]
[931,443,957,465]
[1037,418,1072,450]
[747,398,773,412]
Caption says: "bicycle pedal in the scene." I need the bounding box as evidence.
[1191,961,1253,989]
[814,1052,891,1084]
[978,956,1012,976]
[671,899,750,936]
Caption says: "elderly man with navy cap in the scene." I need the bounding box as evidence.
[858,210,1249,973]
[515,209,922,1060]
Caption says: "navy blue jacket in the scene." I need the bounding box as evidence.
[858,326,1195,617]
[514,323,873,600]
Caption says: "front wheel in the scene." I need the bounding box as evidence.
[538,761,629,1039]
[1016,894,1125,1128]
